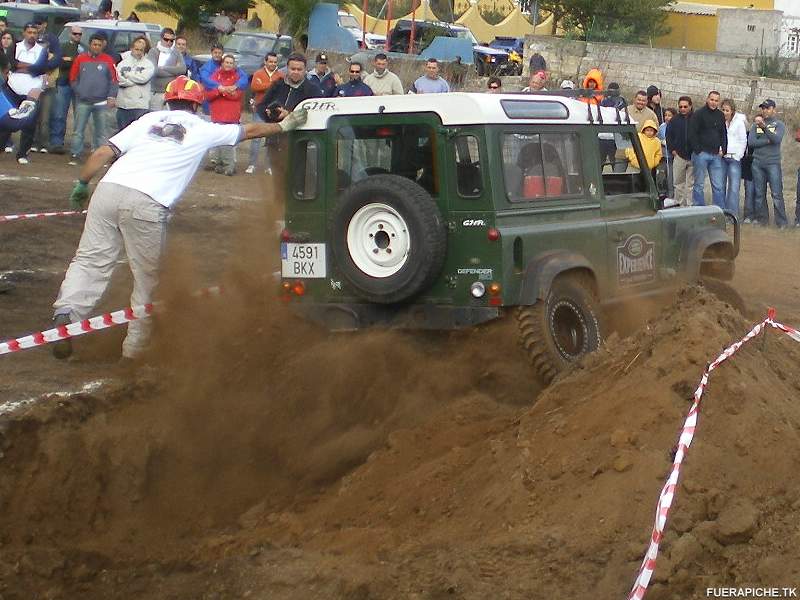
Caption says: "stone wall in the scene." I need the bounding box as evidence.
[524,34,800,80]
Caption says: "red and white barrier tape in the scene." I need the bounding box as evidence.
[0,209,87,223]
[0,285,222,356]
[628,307,798,599]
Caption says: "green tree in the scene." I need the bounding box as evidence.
[539,0,670,43]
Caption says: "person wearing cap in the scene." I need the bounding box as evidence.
[646,84,665,125]
[688,90,726,207]
[599,82,628,173]
[49,25,83,153]
[51,75,309,363]
[411,58,449,94]
[748,98,788,228]
[559,79,575,90]
[307,52,337,97]
[363,53,403,96]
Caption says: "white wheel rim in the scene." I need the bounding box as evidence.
[346,203,410,278]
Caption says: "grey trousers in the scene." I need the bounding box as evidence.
[53,182,169,358]
[672,155,694,207]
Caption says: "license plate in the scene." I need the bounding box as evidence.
[281,243,326,278]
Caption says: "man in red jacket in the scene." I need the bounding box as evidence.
[205,53,245,175]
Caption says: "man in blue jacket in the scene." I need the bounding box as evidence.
[307,52,336,97]
[333,61,373,97]
[748,98,787,228]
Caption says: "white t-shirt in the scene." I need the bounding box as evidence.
[102,110,243,208]
[8,41,46,96]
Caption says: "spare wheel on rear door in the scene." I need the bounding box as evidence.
[329,174,447,304]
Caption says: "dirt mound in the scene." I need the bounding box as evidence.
[1,284,799,599]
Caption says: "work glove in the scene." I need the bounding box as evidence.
[278,107,308,132]
[8,100,36,120]
[69,181,89,210]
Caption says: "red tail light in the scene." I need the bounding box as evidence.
[487,227,500,241]
[280,228,292,242]
[292,281,306,296]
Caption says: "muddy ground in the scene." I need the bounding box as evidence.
[1,151,799,600]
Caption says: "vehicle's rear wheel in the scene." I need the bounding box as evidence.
[330,174,447,304]
[517,275,603,385]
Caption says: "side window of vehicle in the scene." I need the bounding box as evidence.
[597,131,648,196]
[453,134,482,197]
[502,132,583,201]
[292,140,319,200]
[112,32,131,55]
[336,124,437,195]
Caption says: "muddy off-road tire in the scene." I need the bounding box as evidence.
[517,275,603,385]
[329,174,447,304]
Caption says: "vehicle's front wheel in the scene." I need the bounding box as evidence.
[517,275,603,385]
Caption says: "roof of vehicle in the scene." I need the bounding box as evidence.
[0,2,78,12]
[295,93,637,129]
[63,19,161,31]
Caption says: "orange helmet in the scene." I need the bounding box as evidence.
[164,76,205,105]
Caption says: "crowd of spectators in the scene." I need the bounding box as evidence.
[0,25,796,226]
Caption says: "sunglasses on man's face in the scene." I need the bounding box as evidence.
[71,31,82,36]
[162,37,175,42]
[489,85,500,89]
[350,70,361,74]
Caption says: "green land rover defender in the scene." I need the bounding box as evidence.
[278,92,739,384]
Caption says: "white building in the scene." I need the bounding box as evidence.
[774,0,800,56]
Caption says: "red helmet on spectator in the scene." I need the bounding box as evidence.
[164,76,205,105]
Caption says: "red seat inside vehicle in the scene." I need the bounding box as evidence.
[523,175,563,199]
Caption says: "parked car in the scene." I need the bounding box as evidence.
[59,20,162,62]
[1,2,79,37]
[489,36,523,55]
[193,32,294,77]
[337,10,386,50]
[388,19,511,75]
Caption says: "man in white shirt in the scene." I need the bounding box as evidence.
[7,22,46,162]
[51,75,307,361]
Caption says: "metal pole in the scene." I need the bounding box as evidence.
[362,0,368,47]
[386,0,393,52]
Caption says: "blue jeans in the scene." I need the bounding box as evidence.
[691,152,725,207]
[722,157,742,215]
[49,85,74,148]
[70,101,108,157]
[247,111,272,170]
[752,161,787,227]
